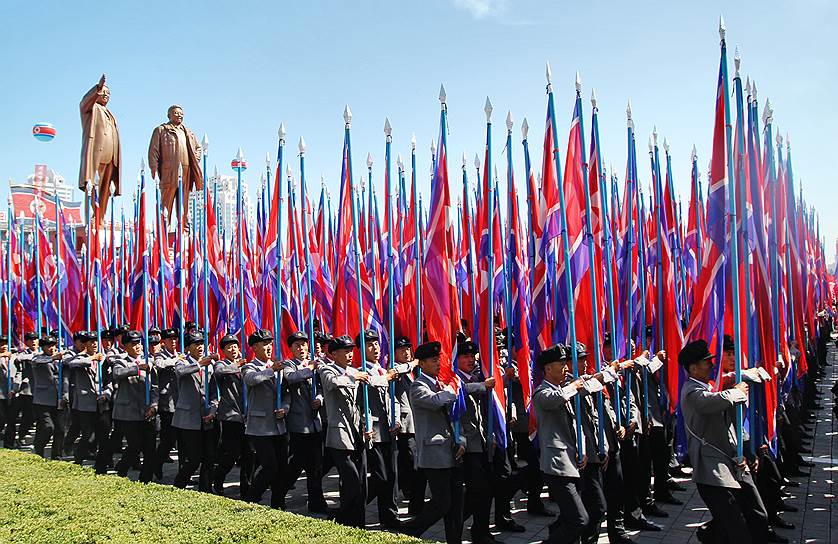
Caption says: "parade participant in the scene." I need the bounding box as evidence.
[0,339,19,446]
[532,343,589,544]
[242,329,289,508]
[278,330,328,513]
[392,335,426,516]
[455,339,503,544]
[62,331,87,456]
[320,334,368,528]
[356,328,403,529]
[99,329,116,355]
[66,331,109,466]
[404,341,466,544]
[172,330,218,491]
[154,327,180,478]
[4,332,38,448]
[31,335,69,459]
[212,333,252,498]
[679,339,768,543]
[110,331,157,482]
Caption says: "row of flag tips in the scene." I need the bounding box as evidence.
[3,19,834,455]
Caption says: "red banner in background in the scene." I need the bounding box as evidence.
[10,186,83,225]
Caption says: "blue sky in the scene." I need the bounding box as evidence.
[1,1,836,253]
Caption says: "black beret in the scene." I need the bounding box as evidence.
[40,335,57,346]
[287,331,309,347]
[219,334,239,349]
[161,328,178,340]
[184,331,204,347]
[678,340,715,369]
[122,331,143,345]
[394,336,412,350]
[457,340,479,357]
[415,341,441,360]
[329,335,355,352]
[355,329,379,346]
[723,334,735,352]
[536,344,568,367]
[24,332,39,341]
[248,328,274,347]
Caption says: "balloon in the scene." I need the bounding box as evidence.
[32,122,56,142]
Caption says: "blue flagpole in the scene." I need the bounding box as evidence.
[299,136,317,400]
[5,200,12,392]
[275,125,286,356]
[638,182,649,423]
[54,181,63,349]
[156,183,168,328]
[141,164,151,406]
[34,202,42,335]
[235,148,246,354]
[764,102,782,418]
[719,19,745,459]
[503,112,515,370]
[384,118,396,426]
[344,106,371,434]
[484,97,497,454]
[177,169,185,352]
[110,189,117,327]
[462,154,479,338]
[411,134,422,345]
[202,135,209,348]
[365,154,378,301]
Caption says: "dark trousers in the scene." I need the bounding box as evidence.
[650,426,672,497]
[116,419,156,482]
[0,399,8,443]
[463,452,492,541]
[366,440,399,525]
[174,426,218,491]
[64,409,81,454]
[410,467,465,544]
[93,409,113,474]
[4,394,34,446]
[696,472,769,544]
[397,433,427,515]
[282,431,325,508]
[73,410,98,464]
[249,434,288,508]
[511,431,546,508]
[543,473,589,544]
[492,443,515,523]
[330,447,366,528]
[621,436,651,514]
[756,451,783,519]
[33,404,66,459]
[578,463,608,543]
[155,411,177,466]
[602,451,628,539]
[215,420,253,497]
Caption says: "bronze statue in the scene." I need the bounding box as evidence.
[79,74,120,222]
[148,105,203,224]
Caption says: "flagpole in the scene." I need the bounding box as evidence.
[719,18,745,459]
[411,134,422,345]
[275,124,286,355]
[110,185,117,327]
[484,97,497,455]
[235,148,246,355]
[6,198,13,393]
[462,153,479,333]
[384,118,397,426]
[299,135,317,400]
[691,149,703,281]
[34,197,42,335]
[177,165,185,352]
[577,79,606,456]
[503,112,516,368]
[764,101,782,398]
[140,162,151,407]
[155,183,168,328]
[638,182,649,423]
[54,177,63,347]
[201,134,209,347]
[345,106,371,434]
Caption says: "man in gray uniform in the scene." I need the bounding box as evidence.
[242,328,289,509]
[393,336,426,516]
[111,330,158,482]
[279,330,328,513]
[5,332,39,448]
[404,341,466,544]
[532,343,590,544]
[31,335,69,459]
[0,338,19,443]
[212,333,252,497]
[154,327,180,477]
[172,330,218,491]
[679,339,768,543]
[320,334,370,528]
[66,331,109,465]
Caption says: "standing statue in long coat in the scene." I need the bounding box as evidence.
[79,74,121,223]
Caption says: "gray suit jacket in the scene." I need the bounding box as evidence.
[13,349,35,396]
[283,358,322,434]
[320,362,362,451]
[363,362,397,443]
[533,380,583,478]
[242,359,289,437]
[154,350,179,413]
[409,373,464,469]
[111,355,159,421]
[0,355,19,400]
[213,359,245,423]
[458,369,488,454]
[172,356,218,431]
[680,378,748,489]
[395,371,415,435]
[31,354,69,408]
[67,354,111,412]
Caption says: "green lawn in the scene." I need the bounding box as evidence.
[0,449,427,543]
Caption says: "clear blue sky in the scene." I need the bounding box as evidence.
[1,1,835,255]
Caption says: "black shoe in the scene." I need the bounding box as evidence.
[655,493,683,505]
[667,479,687,492]
[308,503,331,515]
[779,501,799,513]
[669,466,690,478]
[642,504,669,518]
[379,519,404,531]
[767,529,789,543]
[625,515,663,531]
[607,533,634,544]
[797,459,815,468]
[527,504,556,517]
[495,518,526,533]
[770,515,795,529]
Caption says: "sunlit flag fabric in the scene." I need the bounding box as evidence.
[128,172,148,330]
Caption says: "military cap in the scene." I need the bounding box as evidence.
[644,325,654,338]
[185,321,198,332]
[602,330,612,345]
[80,331,98,342]
[248,328,274,347]
[122,331,143,345]
[314,332,332,346]
[286,330,309,347]
[148,326,162,337]
[329,335,355,352]
[114,324,130,335]
[72,331,85,342]
[415,341,441,360]
[678,339,715,369]
[355,329,380,346]
[100,329,115,340]
[394,336,412,350]
[148,333,162,346]
[24,332,39,341]
[723,334,735,352]
[219,334,239,348]
[40,335,58,346]
[161,328,178,340]
[455,331,468,344]
[456,340,479,357]
[536,344,568,367]
[575,342,588,358]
